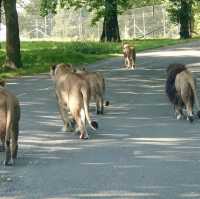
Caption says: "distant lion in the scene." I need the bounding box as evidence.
[123,43,136,69]
[165,63,200,122]
[50,63,98,139]
[0,80,20,165]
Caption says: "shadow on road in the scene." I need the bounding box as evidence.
[1,41,200,199]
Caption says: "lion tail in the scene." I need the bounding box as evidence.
[5,97,13,145]
[81,88,98,130]
[101,76,110,106]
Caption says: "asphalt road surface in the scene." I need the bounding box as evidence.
[1,41,200,199]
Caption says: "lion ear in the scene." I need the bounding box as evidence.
[50,64,57,75]
[67,63,73,68]
[51,64,57,71]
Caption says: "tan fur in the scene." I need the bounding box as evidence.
[51,63,97,139]
[76,69,106,114]
[175,69,200,121]
[0,83,20,165]
[123,44,136,69]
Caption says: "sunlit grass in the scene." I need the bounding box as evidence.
[0,38,193,79]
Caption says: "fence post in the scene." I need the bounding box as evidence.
[133,14,136,38]
[142,10,146,38]
[79,8,83,40]
[36,19,39,39]
[44,16,47,36]
[152,5,155,38]
[162,7,166,38]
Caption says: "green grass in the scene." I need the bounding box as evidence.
[0,38,193,79]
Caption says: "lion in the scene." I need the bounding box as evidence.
[0,80,20,165]
[165,63,200,122]
[50,63,98,139]
[123,43,136,69]
[75,68,109,114]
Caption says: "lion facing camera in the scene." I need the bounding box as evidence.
[122,43,136,69]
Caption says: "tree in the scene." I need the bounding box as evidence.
[193,1,200,33]
[100,0,120,42]
[167,0,199,39]
[40,0,135,42]
[3,0,22,68]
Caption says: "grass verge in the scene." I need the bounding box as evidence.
[0,38,194,79]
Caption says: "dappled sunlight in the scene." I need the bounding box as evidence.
[81,162,113,166]
[132,103,168,107]
[138,50,200,58]
[98,133,130,138]
[21,101,46,106]
[21,144,81,152]
[37,120,63,127]
[69,191,159,198]
[180,192,200,198]
[7,82,19,85]
[127,137,196,146]
[2,42,200,199]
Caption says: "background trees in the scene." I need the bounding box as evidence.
[40,0,200,41]
[167,0,200,39]
[40,0,134,42]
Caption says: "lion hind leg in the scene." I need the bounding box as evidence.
[186,104,194,122]
[175,105,184,120]
[129,58,134,69]
[4,139,11,166]
[182,90,194,122]
[124,56,128,67]
[100,97,104,115]
[10,124,19,164]
[96,95,104,115]
[0,136,5,152]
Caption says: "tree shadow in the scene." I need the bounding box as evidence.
[1,41,200,198]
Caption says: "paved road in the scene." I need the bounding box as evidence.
[1,41,200,199]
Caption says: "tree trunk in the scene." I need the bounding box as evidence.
[100,0,121,42]
[3,0,22,68]
[179,0,192,39]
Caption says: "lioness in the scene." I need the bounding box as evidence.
[165,63,200,122]
[0,80,20,165]
[76,68,109,114]
[123,43,136,69]
[51,63,98,139]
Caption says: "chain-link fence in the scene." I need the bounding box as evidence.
[0,5,179,41]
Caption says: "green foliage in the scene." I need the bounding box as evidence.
[0,39,189,78]
[166,0,199,24]
[40,0,133,24]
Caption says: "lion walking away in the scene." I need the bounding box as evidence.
[50,63,98,139]
[165,63,200,122]
[0,80,20,165]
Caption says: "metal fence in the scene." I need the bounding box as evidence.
[1,5,180,41]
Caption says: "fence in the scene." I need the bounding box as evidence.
[1,5,180,41]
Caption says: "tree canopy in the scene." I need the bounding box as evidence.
[40,0,165,41]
